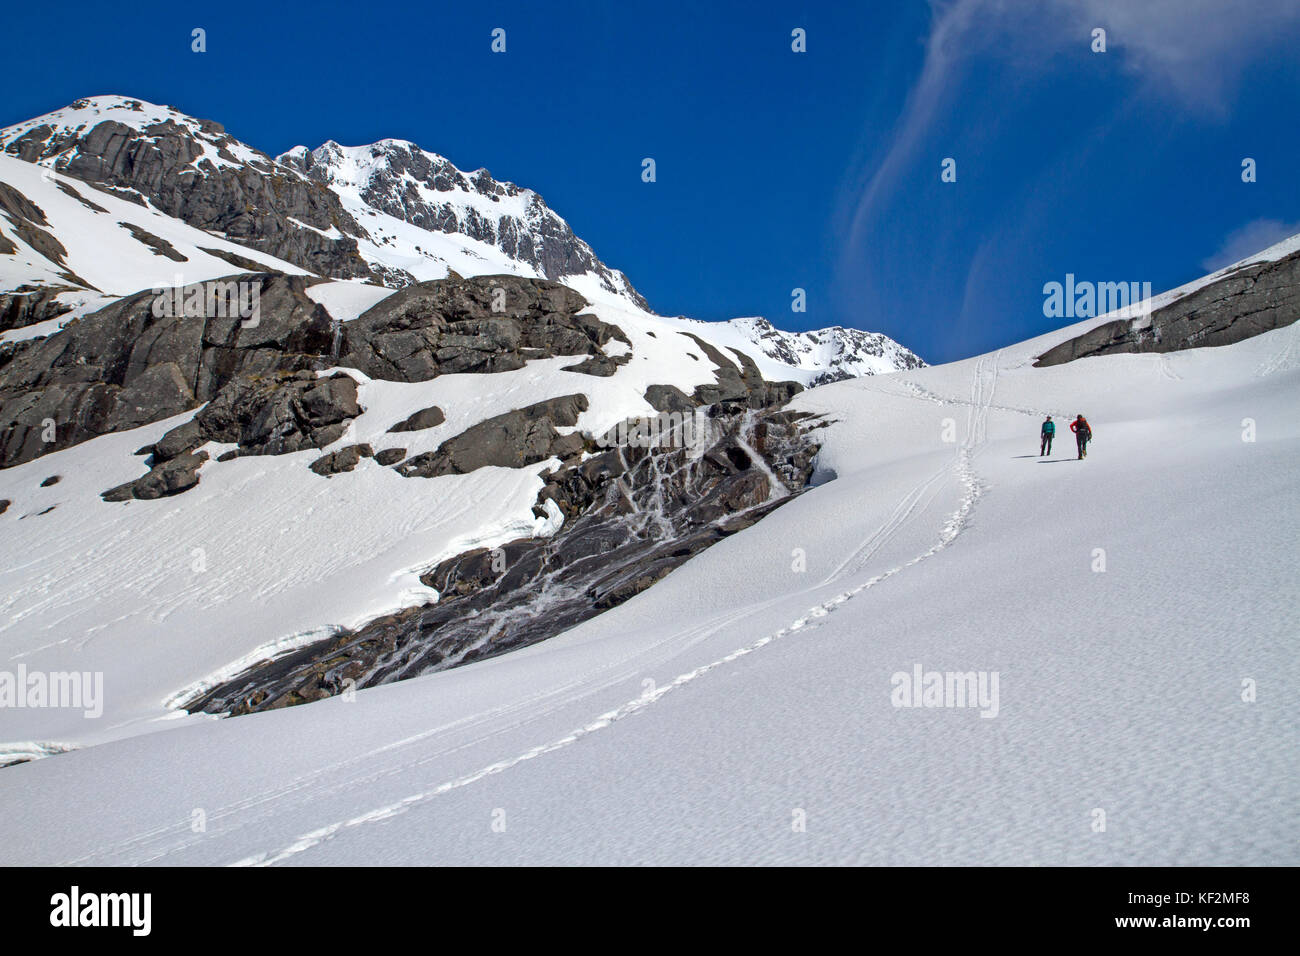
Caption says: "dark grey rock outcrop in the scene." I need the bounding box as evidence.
[337,274,626,382]
[118,222,187,261]
[0,273,333,468]
[680,332,802,409]
[1036,249,1300,366]
[387,405,445,432]
[309,443,374,476]
[644,384,695,413]
[102,449,208,501]
[0,274,631,487]
[562,353,630,377]
[0,285,77,332]
[397,393,587,478]
[150,371,361,463]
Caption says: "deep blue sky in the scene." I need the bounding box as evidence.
[4,0,1299,362]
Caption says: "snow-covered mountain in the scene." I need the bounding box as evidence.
[0,96,646,299]
[708,316,924,384]
[0,96,373,283]
[1,93,1296,867]
[0,95,924,383]
[278,139,646,306]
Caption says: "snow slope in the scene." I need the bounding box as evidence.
[1,283,1295,864]
[0,289,786,756]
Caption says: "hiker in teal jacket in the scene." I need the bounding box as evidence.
[1040,416,1055,456]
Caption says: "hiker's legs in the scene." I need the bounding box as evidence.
[1046,435,1053,455]
[1041,436,1047,455]
[1077,435,1085,459]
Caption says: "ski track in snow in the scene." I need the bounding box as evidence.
[1257,319,1300,376]
[225,352,1005,867]
[52,570,805,865]
[892,372,1057,420]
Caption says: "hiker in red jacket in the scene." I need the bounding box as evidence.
[1070,415,1092,459]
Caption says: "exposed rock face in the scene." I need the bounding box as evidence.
[183,405,824,716]
[338,274,625,382]
[644,384,695,413]
[0,273,623,494]
[1036,249,1300,366]
[373,447,406,466]
[562,353,630,377]
[386,405,445,432]
[681,333,802,409]
[0,273,333,468]
[397,394,588,478]
[103,449,208,501]
[149,371,362,464]
[0,286,76,333]
[278,139,648,305]
[2,100,377,282]
[309,443,374,476]
[117,222,187,261]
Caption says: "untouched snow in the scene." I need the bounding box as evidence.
[0,298,1295,863]
[303,280,396,321]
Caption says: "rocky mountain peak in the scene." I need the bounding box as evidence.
[277,137,645,306]
[0,95,920,384]
[0,97,648,303]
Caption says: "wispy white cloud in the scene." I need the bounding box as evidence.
[1201,218,1300,272]
[1050,0,1300,108]
[837,0,1300,321]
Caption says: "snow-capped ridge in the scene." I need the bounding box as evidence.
[657,313,926,385]
[277,135,645,306]
[0,94,272,174]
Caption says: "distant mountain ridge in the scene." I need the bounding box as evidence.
[724,316,926,383]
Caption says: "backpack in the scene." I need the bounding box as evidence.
[1077,418,1091,439]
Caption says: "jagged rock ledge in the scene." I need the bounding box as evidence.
[1035,248,1300,366]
